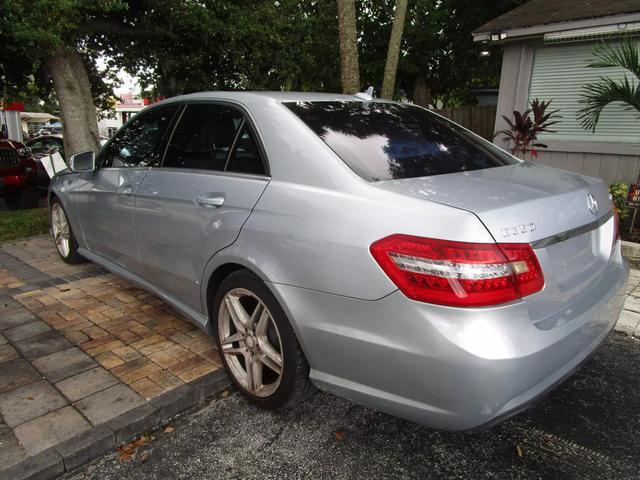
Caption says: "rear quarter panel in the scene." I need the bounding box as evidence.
[201,180,495,305]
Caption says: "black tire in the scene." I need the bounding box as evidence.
[5,186,38,210]
[4,193,20,210]
[213,269,311,410]
[20,185,39,209]
[50,199,85,264]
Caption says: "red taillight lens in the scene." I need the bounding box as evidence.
[370,234,544,307]
[1,175,26,185]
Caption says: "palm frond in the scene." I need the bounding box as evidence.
[578,74,640,132]
[588,37,640,79]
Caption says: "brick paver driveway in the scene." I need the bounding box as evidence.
[0,235,225,476]
[1,234,640,480]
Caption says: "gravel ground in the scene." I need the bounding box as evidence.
[65,332,640,480]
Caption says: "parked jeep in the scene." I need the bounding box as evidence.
[0,131,40,209]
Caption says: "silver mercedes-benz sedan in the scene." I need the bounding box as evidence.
[49,92,628,431]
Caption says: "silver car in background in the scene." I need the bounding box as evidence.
[49,92,628,431]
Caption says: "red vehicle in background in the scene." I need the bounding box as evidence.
[0,130,40,209]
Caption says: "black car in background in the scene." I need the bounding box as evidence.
[26,134,64,158]
[0,134,62,210]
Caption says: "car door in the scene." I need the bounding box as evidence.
[134,102,270,311]
[71,105,180,276]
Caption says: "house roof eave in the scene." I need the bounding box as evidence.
[473,11,640,43]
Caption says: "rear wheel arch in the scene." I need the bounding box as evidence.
[203,262,310,358]
[211,268,312,409]
[48,191,60,208]
[205,263,249,330]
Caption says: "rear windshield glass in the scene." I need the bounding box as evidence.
[284,101,518,182]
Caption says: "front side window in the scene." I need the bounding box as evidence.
[163,103,267,175]
[103,105,179,168]
[163,104,243,171]
[285,101,518,182]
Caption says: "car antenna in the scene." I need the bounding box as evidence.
[354,86,375,101]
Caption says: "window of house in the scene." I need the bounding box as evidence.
[528,41,640,144]
[103,105,179,168]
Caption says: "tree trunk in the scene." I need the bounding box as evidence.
[45,48,101,158]
[381,0,409,100]
[337,0,360,94]
[412,77,432,107]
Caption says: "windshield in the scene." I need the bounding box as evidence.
[284,101,518,182]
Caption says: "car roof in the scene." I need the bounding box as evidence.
[155,91,394,106]
[28,134,63,140]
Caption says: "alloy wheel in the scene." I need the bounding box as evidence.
[218,288,284,397]
[51,203,71,258]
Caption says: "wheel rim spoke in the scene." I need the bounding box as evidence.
[224,295,249,334]
[221,332,244,346]
[244,351,263,394]
[255,309,270,336]
[257,349,281,375]
[247,302,263,330]
[223,345,247,356]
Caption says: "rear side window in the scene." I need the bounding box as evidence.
[103,105,178,168]
[284,101,518,182]
[163,104,243,171]
[225,123,265,175]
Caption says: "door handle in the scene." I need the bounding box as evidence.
[116,183,135,195]
[194,194,225,208]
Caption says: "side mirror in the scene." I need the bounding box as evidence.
[69,151,96,172]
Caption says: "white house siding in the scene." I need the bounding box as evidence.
[534,150,640,185]
[495,40,640,184]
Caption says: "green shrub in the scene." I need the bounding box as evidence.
[609,182,631,221]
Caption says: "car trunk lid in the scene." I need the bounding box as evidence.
[374,162,617,325]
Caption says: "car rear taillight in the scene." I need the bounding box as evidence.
[2,175,26,185]
[370,235,544,307]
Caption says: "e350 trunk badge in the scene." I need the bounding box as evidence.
[501,223,536,237]
[587,193,598,216]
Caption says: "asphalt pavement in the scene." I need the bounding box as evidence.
[64,332,640,480]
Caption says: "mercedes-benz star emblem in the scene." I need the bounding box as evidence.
[587,193,598,216]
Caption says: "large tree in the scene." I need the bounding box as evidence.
[359,0,526,104]
[337,0,361,94]
[0,0,130,156]
[380,0,409,99]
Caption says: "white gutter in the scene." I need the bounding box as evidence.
[472,12,640,42]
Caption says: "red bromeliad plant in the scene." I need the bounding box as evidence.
[495,99,561,159]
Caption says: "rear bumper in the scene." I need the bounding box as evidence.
[269,244,628,431]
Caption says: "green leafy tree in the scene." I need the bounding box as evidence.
[105,1,340,96]
[0,0,129,155]
[359,0,526,104]
[578,38,640,132]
